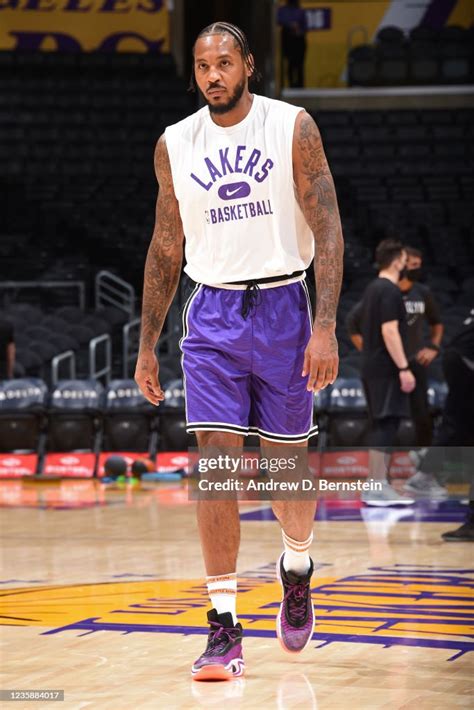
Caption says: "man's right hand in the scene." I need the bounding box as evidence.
[134,351,165,406]
[399,369,416,393]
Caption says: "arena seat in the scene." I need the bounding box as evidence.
[409,44,439,84]
[327,377,369,447]
[440,42,471,84]
[347,45,377,86]
[159,377,194,451]
[46,379,103,452]
[409,26,437,44]
[376,43,409,86]
[0,378,47,453]
[375,26,406,45]
[102,379,158,453]
[348,24,469,87]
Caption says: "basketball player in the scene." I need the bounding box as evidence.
[134,22,343,680]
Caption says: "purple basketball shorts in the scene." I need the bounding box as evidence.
[180,280,317,443]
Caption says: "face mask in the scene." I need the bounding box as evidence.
[406,267,422,282]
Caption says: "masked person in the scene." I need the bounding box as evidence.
[346,246,446,503]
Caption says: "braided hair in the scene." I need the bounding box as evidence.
[189,21,262,92]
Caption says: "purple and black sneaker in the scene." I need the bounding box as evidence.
[276,553,315,653]
[192,609,245,681]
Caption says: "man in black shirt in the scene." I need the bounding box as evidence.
[347,247,443,446]
[0,317,15,379]
[347,247,447,501]
[358,239,416,504]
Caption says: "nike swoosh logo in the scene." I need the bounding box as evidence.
[218,181,251,201]
[226,186,242,196]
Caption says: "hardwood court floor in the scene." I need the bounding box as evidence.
[1,479,473,710]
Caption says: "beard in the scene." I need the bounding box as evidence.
[204,77,246,115]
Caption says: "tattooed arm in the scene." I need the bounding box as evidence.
[135,133,184,405]
[293,110,344,391]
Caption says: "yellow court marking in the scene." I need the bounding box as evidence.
[2,572,473,660]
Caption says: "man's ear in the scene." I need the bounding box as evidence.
[247,53,255,78]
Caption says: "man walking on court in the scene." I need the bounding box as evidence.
[135,22,343,680]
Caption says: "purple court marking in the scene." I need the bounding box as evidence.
[110,573,158,579]
[240,610,474,623]
[0,579,46,584]
[38,564,474,662]
[240,500,468,522]
[41,618,473,661]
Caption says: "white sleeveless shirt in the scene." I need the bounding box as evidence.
[165,94,314,286]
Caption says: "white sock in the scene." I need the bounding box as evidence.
[282,530,313,575]
[206,572,237,625]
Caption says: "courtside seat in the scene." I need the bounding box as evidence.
[0,378,47,453]
[102,379,158,453]
[159,377,194,451]
[327,377,368,447]
[47,379,103,452]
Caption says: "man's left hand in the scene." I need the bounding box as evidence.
[416,347,438,367]
[302,328,339,392]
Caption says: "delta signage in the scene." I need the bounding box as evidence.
[43,453,96,478]
[0,454,38,477]
[0,450,416,479]
[0,0,170,52]
[310,451,415,479]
